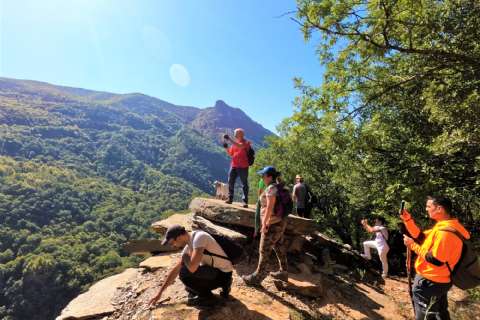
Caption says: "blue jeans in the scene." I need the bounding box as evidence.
[228,167,249,203]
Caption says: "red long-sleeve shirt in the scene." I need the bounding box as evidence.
[227,140,251,168]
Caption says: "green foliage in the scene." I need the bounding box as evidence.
[255,0,480,246]
[0,79,232,319]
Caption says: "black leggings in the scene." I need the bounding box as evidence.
[179,264,232,297]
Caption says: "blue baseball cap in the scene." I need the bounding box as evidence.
[257,166,278,176]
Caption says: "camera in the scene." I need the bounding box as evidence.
[223,134,230,140]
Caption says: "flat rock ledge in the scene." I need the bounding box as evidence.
[56,268,141,320]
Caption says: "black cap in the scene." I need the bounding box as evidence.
[161,225,186,245]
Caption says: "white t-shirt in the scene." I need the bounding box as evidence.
[181,231,233,273]
[373,226,389,250]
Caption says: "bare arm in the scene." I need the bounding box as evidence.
[258,188,264,197]
[261,194,276,233]
[149,259,182,305]
[182,247,205,273]
[361,220,376,233]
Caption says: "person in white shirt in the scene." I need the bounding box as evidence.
[360,216,390,278]
[149,225,233,307]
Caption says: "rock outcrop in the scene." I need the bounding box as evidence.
[189,197,319,235]
[56,268,141,320]
[58,197,480,320]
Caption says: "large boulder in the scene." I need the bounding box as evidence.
[56,268,141,320]
[151,213,193,234]
[192,214,248,243]
[123,239,177,254]
[189,197,319,235]
[139,254,174,271]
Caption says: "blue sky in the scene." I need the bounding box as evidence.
[0,0,324,132]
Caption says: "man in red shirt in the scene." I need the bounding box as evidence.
[223,128,251,208]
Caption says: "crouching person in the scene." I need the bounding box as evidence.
[149,225,233,307]
[242,166,288,285]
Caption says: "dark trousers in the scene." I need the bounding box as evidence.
[228,167,249,203]
[412,274,452,320]
[296,207,307,218]
[179,264,232,297]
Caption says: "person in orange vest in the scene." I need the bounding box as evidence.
[401,196,470,320]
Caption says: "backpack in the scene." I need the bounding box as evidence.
[247,146,255,166]
[202,233,245,265]
[274,183,293,219]
[439,227,480,290]
[305,184,317,206]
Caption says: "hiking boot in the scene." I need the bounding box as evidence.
[220,285,231,298]
[241,273,262,287]
[225,200,233,204]
[186,294,216,307]
[270,270,288,281]
[242,202,249,208]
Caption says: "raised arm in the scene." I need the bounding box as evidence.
[361,219,376,233]
[261,194,276,233]
[400,209,422,239]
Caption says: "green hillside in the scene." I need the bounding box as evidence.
[0,78,272,319]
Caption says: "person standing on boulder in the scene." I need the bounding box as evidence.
[292,175,308,218]
[360,216,390,278]
[149,225,233,307]
[223,128,251,208]
[242,166,289,285]
[401,196,470,320]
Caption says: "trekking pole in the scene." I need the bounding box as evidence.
[401,200,415,316]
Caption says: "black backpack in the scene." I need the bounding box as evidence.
[203,233,245,265]
[247,146,255,166]
[274,183,294,219]
[440,227,480,290]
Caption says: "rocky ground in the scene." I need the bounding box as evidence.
[57,251,480,320]
[56,198,480,320]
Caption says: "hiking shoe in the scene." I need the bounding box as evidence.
[241,273,262,287]
[220,285,231,298]
[242,202,249,208]
[270,270,288,281]
[225,200,233,204]
[360,254,371,260]
[187,294,216,307]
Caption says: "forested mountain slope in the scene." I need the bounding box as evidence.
[0,77,273,320]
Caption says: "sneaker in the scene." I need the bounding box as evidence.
[241,273,262,287]
[360,254,371,260]
[270,270,288,281]
[225,200,233,204]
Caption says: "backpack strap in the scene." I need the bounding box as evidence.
[203,249,231,262]
[438,227,466,274]
[191,232,232,267]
